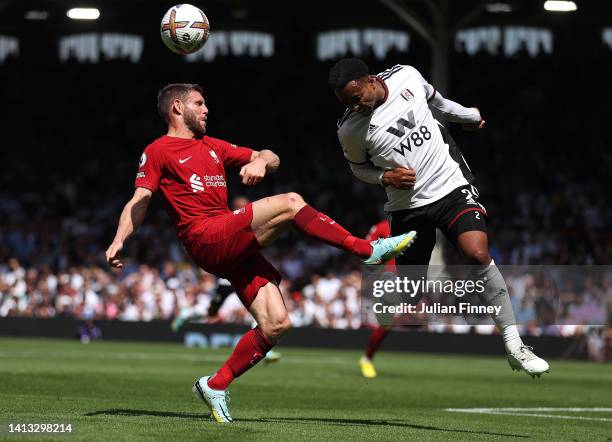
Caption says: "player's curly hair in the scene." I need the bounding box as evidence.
[328,58,369,89]
[157,83,204,121]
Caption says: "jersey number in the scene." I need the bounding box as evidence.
[461,185,480,201]
[461,185,486,213]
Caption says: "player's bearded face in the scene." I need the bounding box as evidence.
[184,107,206,137]
[182,92,208,137]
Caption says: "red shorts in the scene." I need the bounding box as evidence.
[182,204,281,307]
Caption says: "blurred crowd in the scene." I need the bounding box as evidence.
[1,32,611,343]
[1,255,610,334]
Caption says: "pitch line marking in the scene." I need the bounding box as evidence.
[446,408,612,422]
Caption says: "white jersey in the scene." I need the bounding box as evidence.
[337,65,474,211]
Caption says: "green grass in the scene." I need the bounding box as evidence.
[0,337,611,441]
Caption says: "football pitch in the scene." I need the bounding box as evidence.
[0,338,610,441]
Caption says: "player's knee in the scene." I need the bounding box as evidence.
[464,248,491,265]
[262,315,291,340]
[279,316,291,334]
[274,315,291,336]
[283,192,306,216]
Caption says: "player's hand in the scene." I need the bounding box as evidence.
[462,108,485,130]
[382,167,416,189]
[239,157,267,185]
[105,241,124,269]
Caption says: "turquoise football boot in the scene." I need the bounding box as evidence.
[363,231,417,265]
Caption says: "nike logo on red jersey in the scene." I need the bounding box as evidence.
[179,156,192,164]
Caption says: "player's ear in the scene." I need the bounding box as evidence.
[172,99,183,116]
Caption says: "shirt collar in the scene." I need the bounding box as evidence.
[374,76,389,108]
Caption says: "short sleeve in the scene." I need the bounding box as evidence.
[206,136,253,168]
[338,126,368,165]
[134,144,162,192]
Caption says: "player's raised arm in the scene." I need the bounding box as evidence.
[409,65,484,130]
[426,88,485,130]
[239,149,279,186]
[105,187,153,269]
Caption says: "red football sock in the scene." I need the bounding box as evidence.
[365,326,391,360]
[207,327,273,391]
[293,205,372,258]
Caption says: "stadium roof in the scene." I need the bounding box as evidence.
[1,0,611,30]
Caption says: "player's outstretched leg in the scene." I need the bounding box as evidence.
[458,231,549,378]
[360,325,391,378]
[251,193,416,264]
[194,282,289,422]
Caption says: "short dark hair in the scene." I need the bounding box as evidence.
[157,83,204,121]
[328,58,369,89]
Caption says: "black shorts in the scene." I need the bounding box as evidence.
[389,184,487,265]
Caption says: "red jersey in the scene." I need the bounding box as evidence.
[135,135,253,235]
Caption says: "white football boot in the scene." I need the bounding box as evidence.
[507,345,550,378]
[193,376,233,422]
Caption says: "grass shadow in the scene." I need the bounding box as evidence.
[84,409,528,438]
[243,417,528,438]
[84,409,207,419]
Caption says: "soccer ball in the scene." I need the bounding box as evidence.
[160,4,210,55]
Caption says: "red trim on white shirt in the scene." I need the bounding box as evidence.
[374,77,389,107]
